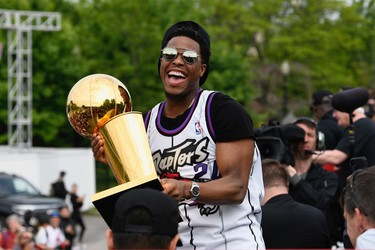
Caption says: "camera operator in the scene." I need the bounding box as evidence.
[284,117,343,246]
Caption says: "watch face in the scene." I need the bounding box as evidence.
[192,186,200,196]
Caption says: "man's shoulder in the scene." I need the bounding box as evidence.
[355,117,375,129]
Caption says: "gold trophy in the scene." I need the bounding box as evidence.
[66,74,162,227]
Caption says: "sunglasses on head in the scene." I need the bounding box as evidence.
[161,47,199,64]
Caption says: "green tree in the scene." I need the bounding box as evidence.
[0,0,374,148]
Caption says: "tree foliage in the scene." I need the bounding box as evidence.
[0,0,374,146]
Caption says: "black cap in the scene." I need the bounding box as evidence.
[111,188,179,238]
[312,89,332,106]
[158,21,211,85]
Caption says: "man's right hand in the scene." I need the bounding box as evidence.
[91,133,108,164]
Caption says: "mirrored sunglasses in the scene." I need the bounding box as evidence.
[161,47,199,64]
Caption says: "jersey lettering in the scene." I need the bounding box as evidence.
[153,138,209,172]
[193,163,208,179]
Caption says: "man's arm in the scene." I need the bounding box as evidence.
[313,149,347,165]
[161,139,254,204]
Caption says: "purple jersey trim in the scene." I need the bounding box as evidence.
[144,110,151,130]
[206,92,216,141]
[156,89,204,135]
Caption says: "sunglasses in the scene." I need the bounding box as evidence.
[349,170,368,216]
[161,47,199,64]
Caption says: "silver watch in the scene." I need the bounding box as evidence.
[189,181,200,201]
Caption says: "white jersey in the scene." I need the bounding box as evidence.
[146,90,265,250]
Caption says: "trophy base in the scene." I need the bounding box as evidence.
[91,175,163,228]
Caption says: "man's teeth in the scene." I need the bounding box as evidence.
[169,71,186,77]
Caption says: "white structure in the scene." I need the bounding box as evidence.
[0,9,61,147]
[0,146,96,211]
[0,10,97,211]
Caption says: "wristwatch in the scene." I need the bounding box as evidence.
[189,181,200,201]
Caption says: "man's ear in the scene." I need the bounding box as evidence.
[355,207,365,219]
[200,64,207,77]
[168,234,180,250]
[105,229,115,250]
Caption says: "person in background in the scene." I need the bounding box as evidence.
[69,183,85,246]
[12,229,36,250]
[284,117,343,245]
[58,206,76,250]
[261,158,330,249]
[35,211,68,250]
[311,89,344,150]
[313,106,375,189]
[34,215,50,250]
[0,214,23,250]
[51,171,68,200]
[92,20,265,249]
[366,96,375,123]
[340,166,375,249]
[105,188,180,250]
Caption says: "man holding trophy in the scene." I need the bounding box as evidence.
[90,21,265,249]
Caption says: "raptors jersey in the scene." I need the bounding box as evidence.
[145,90,265,250]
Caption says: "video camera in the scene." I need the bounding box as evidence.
[254,123,305,166]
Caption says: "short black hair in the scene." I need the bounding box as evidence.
[158,21,211,85]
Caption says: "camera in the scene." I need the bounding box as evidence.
[255,123,305,166]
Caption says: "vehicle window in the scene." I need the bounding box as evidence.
[13,177,40,195]
[0,178,15,195]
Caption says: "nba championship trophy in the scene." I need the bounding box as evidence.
[66,74,162,227]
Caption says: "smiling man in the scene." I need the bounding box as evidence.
[92,21,265,249]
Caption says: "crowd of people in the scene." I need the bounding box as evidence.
[260,86,375,249]
[89,20,375,249]
[0,174,86,250]
[48,173,86,250]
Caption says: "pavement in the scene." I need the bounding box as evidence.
[75,214,108,250]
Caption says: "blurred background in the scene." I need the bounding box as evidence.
[0,0,374,192]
